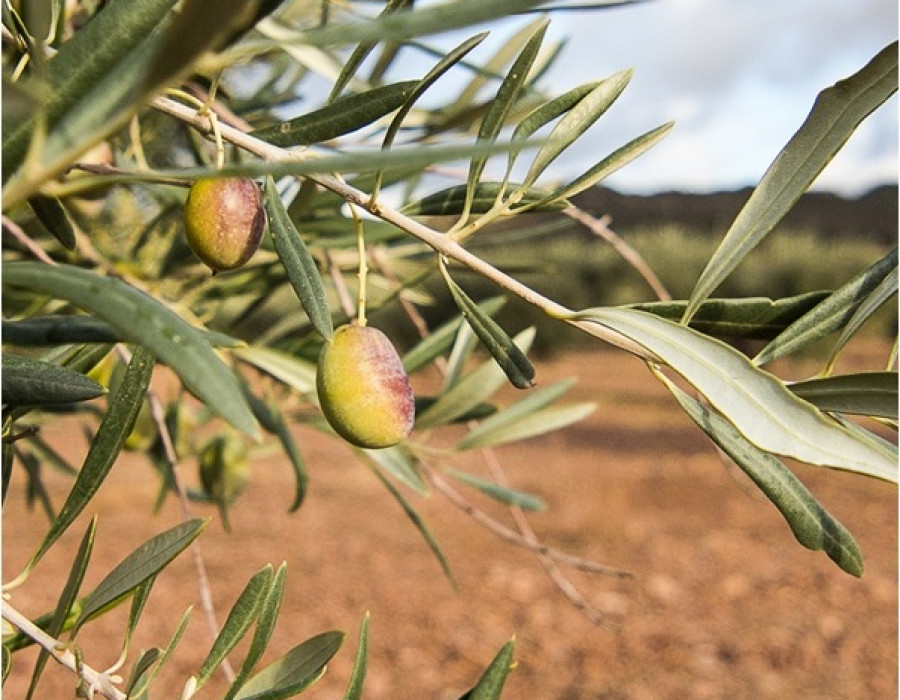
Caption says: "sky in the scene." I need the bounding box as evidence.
[525,0,899,195]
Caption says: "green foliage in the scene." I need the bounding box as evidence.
[2,1,895,698]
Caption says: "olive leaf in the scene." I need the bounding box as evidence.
[2,353,106,407]
[459,638,516,700]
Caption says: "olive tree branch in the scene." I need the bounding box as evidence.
[148,95,652,359]
[1,601,127,700]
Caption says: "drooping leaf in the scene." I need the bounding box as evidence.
[73,518,208,634]
[459,638,516,700]
[196,565,274,689]
[573,307,897,481]
[2,353,106,406]
[232,631,345,700]
[628,292,832,340]
[28,196,76,250]
[342,612,370,700]
[753,248,897,366]
[446,470,546,511]
[660,372,864,576]
[28,346,154,569]
[442,269,535,389]
[789,372,898,420]
[264,177,333,341]
[683,42,898,322]
[3,262,258,436]
[362,445,427,494]
[253,82,418,146]
[416,328,536,428]
[224,564,288,700]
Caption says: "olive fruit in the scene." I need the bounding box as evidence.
[183,177,265,271]
[199,434,249,505]
[316,324,415,449]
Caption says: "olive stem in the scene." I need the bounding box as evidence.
[349,200,368,326]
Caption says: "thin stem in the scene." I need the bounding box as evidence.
[2,215,58,266]
[1,601,127,700]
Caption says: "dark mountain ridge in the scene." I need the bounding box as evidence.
[571,184,897,245]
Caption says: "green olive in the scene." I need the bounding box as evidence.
[198,434,249,504]
[316,324,415,448]
[183,177,265,271]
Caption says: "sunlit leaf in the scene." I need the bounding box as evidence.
[446,470,546,511]
[401,182,567,216]
[28,346,154,569]
[660,372,864,576]
[684,42,898,321]
[573,307,897,481]
[459,638,516,700]
[232,631,345,700]
[3,263,258,436]
[362,444,427,494]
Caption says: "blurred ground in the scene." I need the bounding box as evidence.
[3,341,897,699]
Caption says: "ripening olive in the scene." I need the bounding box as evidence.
[183,177,265,271]
[316,324,415,449]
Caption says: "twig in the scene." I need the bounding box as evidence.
[2,215,58,266]
[1,601,127,700]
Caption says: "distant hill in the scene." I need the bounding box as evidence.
[571,185,897,245]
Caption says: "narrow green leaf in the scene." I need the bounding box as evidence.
[456,402,595,451]
[826,264,897,369]
[342,612,370,700]
[125,577,156,650]
[460,638,516,700]
[574,307,897,481]
[401,297,506,374]
[253,82,418,146]
[366,462,454,586]
[2,353,106,406]
[684,42,898,322]
[28,196,76,250]
[661,373,864,576]
[28,346,154,569]
[224,564,288,700]
[753,248,897,366]
[447,470,546,511]
[3,316,120,345]
[25,518,96,700]
[264,177,333,341]
[74,518,208,634]
[240,381,308,512]
[124,648,160,698]
[128,606,193,700]
[534,121,674,207]
[401,182,567,216]
[628,292,832,340]
[232,631,345,700]
[234,345,317,394]
[443,270,535,389]
[522,69,632,188]
[464,19,549,218]
[789,372,898,420]
[3,262,258,436]
[504,81,599,179]
[197,565,274,689]
[416,328,536,428]
[362,445,428,495]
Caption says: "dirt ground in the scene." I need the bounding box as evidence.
[3,343,897,699]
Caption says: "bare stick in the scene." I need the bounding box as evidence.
[2,215,58,266]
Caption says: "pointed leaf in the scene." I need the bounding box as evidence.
[235,345,317,394]
[197,565,274,689]
[460,638,516,700]
[684,42,898,321]
[28,346,154,569]
[574,307,897,481]
[789,372,898,420]
[3,262,258,436]
[753,248,897,365]
[342,612,370,700]
[416,328,536,428]
[443,270,535,389]
[362,445,427,495]
[233,631,345,700]
[264,177,333,341]
[522,69,632,187]
[456,402,595,451]
[253,82,418,146]
[826,264,897,368]
[661,373,864,576]
[447,470,546,512]
[2,353,106,406]
[401,182,567,216]
[74,518,208,633]
[124,648,160,698]
[129,607,193,700]
[28,196,76,250]
[225,564,288,700]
